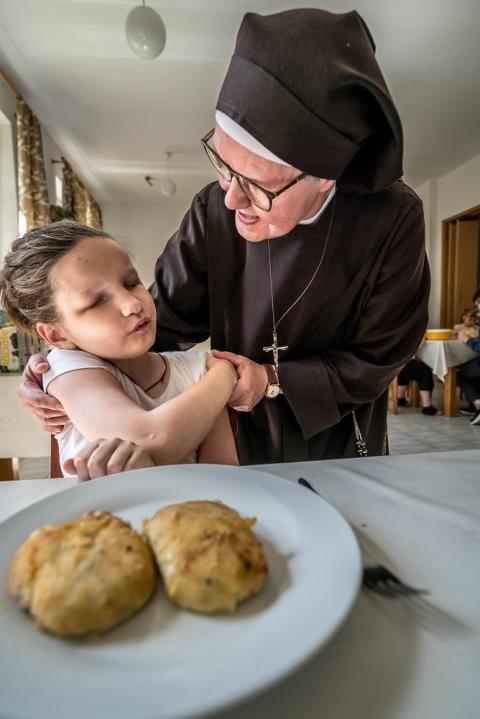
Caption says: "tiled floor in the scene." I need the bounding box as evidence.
[15,386,480,478]
[388,384,480,454]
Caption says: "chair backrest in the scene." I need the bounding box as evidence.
[50,436,63,478]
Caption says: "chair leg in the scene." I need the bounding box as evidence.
[390,377,399,415]
[410,381,420,408]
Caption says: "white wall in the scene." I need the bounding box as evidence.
[104,152,480,328]
[102,200,192,287]
[415,152,480,327]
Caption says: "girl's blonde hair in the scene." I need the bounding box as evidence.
[0,220,112,335]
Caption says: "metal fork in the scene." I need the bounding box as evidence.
[297,477,430,598]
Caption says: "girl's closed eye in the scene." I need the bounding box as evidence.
[88,295,107,309]
[125,272,141,289]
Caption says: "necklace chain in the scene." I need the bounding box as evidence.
[267,194,336,331]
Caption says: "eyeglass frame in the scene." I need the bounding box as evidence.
[200,128,308,212]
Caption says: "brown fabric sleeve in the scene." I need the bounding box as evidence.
[278,201,430,439]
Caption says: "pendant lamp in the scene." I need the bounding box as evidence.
[160,151,176,197]
[125,1,166,60]
[144,152,177,197]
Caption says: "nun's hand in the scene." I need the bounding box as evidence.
[211,350,268,411]
[18,354,69,433]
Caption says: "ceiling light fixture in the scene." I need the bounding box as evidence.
[144,151,177,197]
[125,1,166,60]
[160,151,176,197]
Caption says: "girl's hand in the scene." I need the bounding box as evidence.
[18,354,69,433]
[206,351,223,370]
[64,438,154,481]
[206,351,238,384]
[458,330,470,344]
[211,350,268,411]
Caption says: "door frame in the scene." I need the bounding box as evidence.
[440,203,480,327]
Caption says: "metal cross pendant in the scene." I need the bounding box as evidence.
[263,330,288,370]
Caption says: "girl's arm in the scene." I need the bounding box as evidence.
[197,408,239,465]
[47,360,237,465]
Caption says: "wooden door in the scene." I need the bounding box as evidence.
[441,217,480,327]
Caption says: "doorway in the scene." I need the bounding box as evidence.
[440,204,480,327]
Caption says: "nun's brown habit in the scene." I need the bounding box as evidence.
[151,9,430,463]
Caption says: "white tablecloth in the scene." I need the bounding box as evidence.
[417,340,477,381]
[1,451,479,719]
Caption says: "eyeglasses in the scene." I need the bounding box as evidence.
[200,128,307,212]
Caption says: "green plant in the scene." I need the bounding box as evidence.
[49,205,75,222]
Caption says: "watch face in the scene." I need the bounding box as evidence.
[266,384,280,398]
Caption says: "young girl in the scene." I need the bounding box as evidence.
[0,221,238,477]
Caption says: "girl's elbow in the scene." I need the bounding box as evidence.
[132,424,170,454]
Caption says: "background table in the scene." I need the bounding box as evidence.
[416,340,478,416]
[0,375,50,479]
[1,451,479,719]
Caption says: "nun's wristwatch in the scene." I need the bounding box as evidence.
[264,364,282,399]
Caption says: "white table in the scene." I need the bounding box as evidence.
[1,451,479,719]
[416,340,478,416]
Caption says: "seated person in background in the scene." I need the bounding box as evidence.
[453,307,479,339]
[457,324,480,425]
[397,358,441,416]
[472,288,480,315]
[0,221,239,478]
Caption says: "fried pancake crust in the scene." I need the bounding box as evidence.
[144,500,268,613]
[9,510,156,636]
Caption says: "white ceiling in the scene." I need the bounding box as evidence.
[0,0,479,207]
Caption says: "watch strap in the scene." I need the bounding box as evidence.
[264,364,283,396]
[265,364,279,386]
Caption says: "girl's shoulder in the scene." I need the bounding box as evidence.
[43,348,116,392]
[161,350,208,387]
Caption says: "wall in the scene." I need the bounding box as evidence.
[105,152,480,327]
[102,200,192,286]
[415,152,480,327]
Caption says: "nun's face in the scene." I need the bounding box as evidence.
[213,125,335,242]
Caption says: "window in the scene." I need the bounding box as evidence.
[0,109,18,260]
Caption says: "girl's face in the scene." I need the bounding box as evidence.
[39,237,157,360]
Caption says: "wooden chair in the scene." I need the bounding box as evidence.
[389,376,420,415]
[409,381,420,407]
[390,376,399,415]
[50,436,63,478]
[0,458,18,481]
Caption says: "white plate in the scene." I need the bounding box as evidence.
[0,465,361,719]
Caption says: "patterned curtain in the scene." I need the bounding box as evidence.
[16,99,50,230]
[62,158,103,228]
[86,194,103,229]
